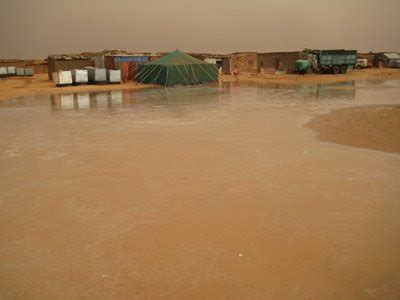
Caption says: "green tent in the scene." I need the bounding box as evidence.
[137,50,218,86]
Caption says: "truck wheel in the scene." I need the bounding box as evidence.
[340,65,347,74]
[332,66,340,74]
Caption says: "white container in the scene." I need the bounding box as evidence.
[16,68,25,76]
[107,69,121,83]
[71,69,88,84]
[0,67,7,76]
[86,67,107,83]
[7,66,16,75]
[53,71,72,86]
[24,68,34,76]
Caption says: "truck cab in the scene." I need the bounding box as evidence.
[355,59,368,69]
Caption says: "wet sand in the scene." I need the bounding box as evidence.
[307,105,400,155]
[1,80,400,298]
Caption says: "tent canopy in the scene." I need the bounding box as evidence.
[137,50,218,86]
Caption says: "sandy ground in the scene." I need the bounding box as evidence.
[307,105,400,155]
[1,69,400,102]
[223,68,400,85]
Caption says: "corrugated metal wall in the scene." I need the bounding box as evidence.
[104,56,148,81]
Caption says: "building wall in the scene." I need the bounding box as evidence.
[375,54,400,68]
[230,52,258,73]
[92,56,105,68]
[47,57,93,80]
[221,57,231,75]
[33,63,47,74]
[0,61,47,74]
[358,53,375,66]
[257,52,303,73]
[149,55,161,62]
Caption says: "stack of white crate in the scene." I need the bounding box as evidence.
[52,71,73,86]
[71,69,88,84]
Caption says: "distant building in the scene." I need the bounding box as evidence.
[357,53,375,66]
[47,55,93,80]
[229,52,258,73]
[374,53,400,68]
[104,54,150,82]
[257,52,306,74]
[0,59,47,74]
[203,55,229,73]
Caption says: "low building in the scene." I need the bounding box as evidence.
[230,52,258,73]
[47,55,93,80]
[374,53,400,68]
[257,51,305,74]
[0,59,47,74]
[104,54,150,82]
[203,55,229,73]
[221,57,231,75]
[358,53,375,66]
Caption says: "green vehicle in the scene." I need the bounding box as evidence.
[295,60,311,74]
[304,49,357,74]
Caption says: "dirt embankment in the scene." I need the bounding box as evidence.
[306,105,400,155]
[1,69,400,101]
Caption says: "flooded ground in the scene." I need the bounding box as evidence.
[1,80,400,298]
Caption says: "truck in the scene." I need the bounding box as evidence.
[297,49,357,74]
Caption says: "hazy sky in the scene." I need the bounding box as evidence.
[0,0,399,58]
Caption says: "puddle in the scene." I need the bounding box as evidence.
[1,80,400,298]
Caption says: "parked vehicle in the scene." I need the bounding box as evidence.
[355,58,368,69]
[303,49,357,74]
[295,60,311,74]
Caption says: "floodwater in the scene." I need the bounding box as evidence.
[1,80,400,299]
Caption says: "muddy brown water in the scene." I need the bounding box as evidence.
[1,80,400,298]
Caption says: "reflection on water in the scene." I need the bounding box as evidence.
[50,91,124,112]
[0,81,359,115]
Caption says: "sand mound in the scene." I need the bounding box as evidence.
[306,105,400,154]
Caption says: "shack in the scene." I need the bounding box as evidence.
[221,57,231,75]
[230,52,258,73]
[358,53,375,66]
[47,55,93,80]
[0,59,47,74]
[104,54,149,81]
[257,51,305,74]
[204,54,229,73]
[374,53,400,68]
